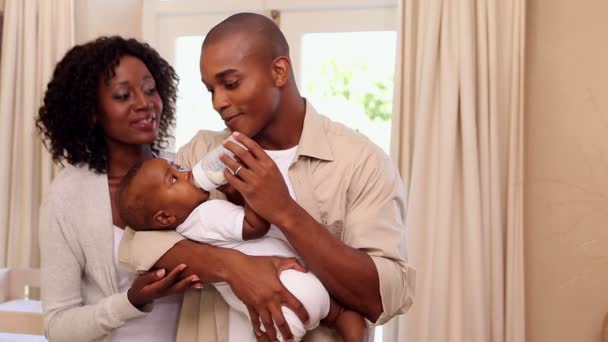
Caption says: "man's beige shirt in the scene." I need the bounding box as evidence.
[119,103,415,341]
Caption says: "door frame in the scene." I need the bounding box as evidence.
[142,0,397,48]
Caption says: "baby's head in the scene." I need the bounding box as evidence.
[117,158,210,230]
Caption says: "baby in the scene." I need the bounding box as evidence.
[116,158,367,342]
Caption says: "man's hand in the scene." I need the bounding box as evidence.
[220,132,298,226]
[226,254,310,341]
[127,264,201,308]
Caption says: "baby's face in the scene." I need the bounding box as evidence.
[137,158,210,222]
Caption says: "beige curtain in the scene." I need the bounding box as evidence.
[0,0,74,268]
[385,0,525,341]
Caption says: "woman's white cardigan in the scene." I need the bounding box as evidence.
[39,164,150,342]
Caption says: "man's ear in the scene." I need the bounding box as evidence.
[271,56,290,87]
[152,210,176,228]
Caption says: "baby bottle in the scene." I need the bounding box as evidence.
[191,135,244,191]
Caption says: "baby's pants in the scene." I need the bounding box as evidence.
[215,269,330,341]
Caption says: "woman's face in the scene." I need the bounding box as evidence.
[97,55,163,147]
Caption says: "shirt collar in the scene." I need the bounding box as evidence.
[296,100,334,162]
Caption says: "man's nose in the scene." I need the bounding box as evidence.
[212,89,230,113]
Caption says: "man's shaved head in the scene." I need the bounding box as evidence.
[199,12,303,148]
[202,13,290,62]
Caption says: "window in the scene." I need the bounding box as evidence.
[300,31,396,152]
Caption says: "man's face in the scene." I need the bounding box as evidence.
[200,34,281,138]
[136,158,209,223]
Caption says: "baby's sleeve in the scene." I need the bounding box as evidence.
[177,200,245,243]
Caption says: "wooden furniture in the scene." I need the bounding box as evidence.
[0,268,44,335]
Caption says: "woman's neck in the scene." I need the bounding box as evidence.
[106,143,154,178]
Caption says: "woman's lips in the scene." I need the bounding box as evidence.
[132,115,156,131]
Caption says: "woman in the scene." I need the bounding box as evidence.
[36,36,197,341]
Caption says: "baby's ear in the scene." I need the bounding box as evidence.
[152,210,176,228]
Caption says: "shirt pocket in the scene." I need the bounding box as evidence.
[324,219,345,240]
[318,202,346,241]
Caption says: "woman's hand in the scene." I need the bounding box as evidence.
[225,254,310,341]
[127,264,201,308]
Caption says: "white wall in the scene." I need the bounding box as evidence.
[75,0,143,43]
[525,0,608,341]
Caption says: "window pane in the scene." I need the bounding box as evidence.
[173,35,224,149]
[301,31,397,154]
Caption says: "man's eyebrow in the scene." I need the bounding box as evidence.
[215,69,238,79]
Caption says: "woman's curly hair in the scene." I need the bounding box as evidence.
[36,36,178,173]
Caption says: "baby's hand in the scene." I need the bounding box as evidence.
[218,183,245,206]
[243,204,271,240]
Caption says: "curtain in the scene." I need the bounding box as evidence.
[385,0,525,341]
[0,0,74,267]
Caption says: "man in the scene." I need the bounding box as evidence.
[119,12,414,341]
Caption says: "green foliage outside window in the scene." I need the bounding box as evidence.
[307,57,393,122]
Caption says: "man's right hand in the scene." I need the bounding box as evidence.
[127,264,201,308]
[226,254,310,341]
